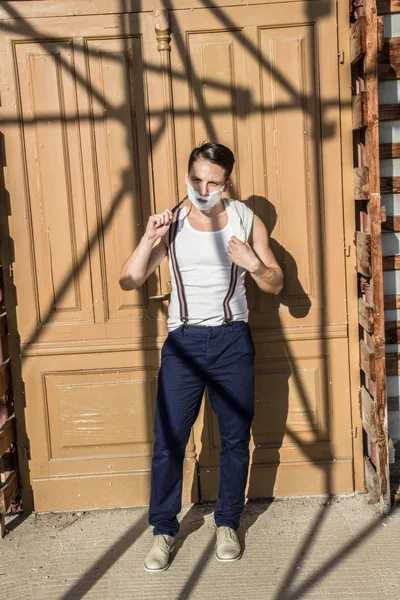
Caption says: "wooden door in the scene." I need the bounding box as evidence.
[0,1,356,512]
[0,10,179,511]
[169,2,355,499]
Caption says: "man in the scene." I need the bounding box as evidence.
[120,142,283,572]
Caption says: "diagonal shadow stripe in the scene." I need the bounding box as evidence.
[176,535,216,600]
[272,491,333,600]
[59,515,149,600]
[279,507,398,600]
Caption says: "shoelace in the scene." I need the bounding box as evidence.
[152,535,170,551]
[218,527,237,542]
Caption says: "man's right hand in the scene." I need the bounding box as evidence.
[144,209,173,243]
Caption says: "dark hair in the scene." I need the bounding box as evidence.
[188,142,235,181]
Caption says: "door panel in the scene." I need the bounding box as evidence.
[180,29,253,200]
[85,36,150,322]
[24,350,159,511]
[14,40,94,327]
[259,25,320,312]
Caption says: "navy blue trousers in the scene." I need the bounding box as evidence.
[149,321,255,536]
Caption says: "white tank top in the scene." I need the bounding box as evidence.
[167,207,248,331]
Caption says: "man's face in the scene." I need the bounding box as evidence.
[185,158,228,200]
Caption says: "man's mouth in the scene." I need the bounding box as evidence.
[197,197,209,204]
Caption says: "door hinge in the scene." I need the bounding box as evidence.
[8,264,14,282]
[23,445,30,460]
[352,426,358,439]
[338,50,345,64]
[345,244,351,257]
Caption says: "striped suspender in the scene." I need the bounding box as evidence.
[169,209,189,326]
[222,263,239,325]
[169,209,239,327]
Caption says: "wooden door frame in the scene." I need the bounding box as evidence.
[337,0,366,493]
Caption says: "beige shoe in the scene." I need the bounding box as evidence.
[216,526,241,562]
[144,534,175,572]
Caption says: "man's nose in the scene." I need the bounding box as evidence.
[199,183,208,196]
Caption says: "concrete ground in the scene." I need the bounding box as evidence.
[0,495,399,600]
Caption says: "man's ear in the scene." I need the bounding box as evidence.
[184,172,189,186]
[223,178,231,192]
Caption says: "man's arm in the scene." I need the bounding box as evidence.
[227,214,283,295]
[119,210,172,291]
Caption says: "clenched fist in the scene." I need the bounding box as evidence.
[144,209,173,243]
[227,236,259,271]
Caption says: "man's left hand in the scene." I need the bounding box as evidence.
[227,236,260,272]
